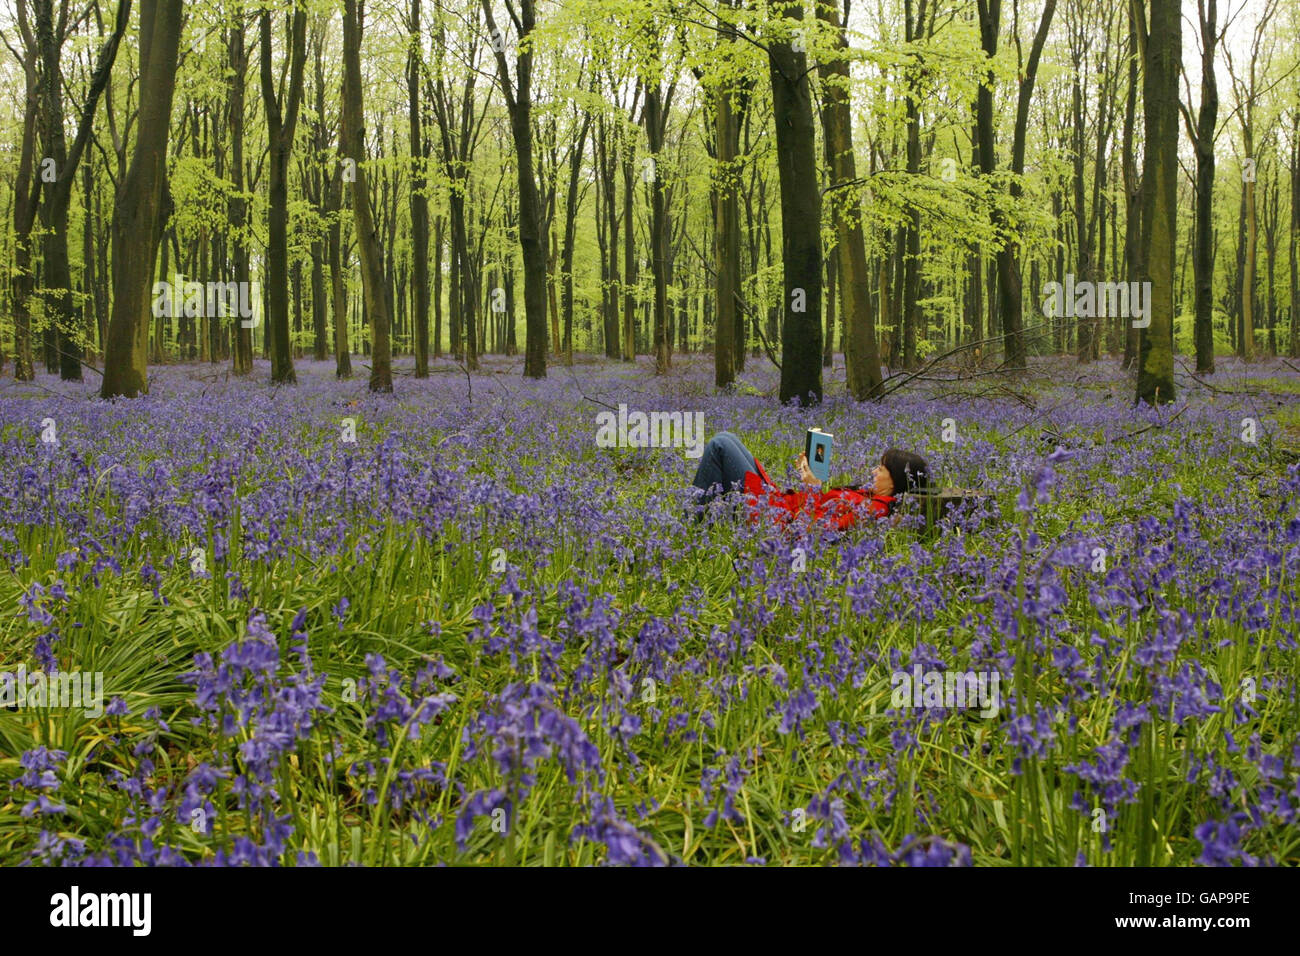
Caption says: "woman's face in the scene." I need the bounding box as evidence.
[872,461,894,496]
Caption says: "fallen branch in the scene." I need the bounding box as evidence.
[1111,404,1189,443]
[872,321,1058,402]
[562,362,618,411]
[988,400,1072,447]
[455,361,473,406]
[1173,357,1257,396]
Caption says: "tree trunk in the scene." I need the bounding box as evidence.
[1242,135,1257,360]
[101,0,184,399]
[597,117,621,360]
[547,232,560,357]
[1071,35,1091,363]
[1290,110,1299,358]
[408,0,430,377]
[35,0,128,382]
[311,240,328,362]
[976,0,1055,371]
[227,20,254,375]
[482,0,547,378]
[1121,1,1141,369]
[328,166,352,378]
[900,0,929,371]
[292,257,303,359]
[434,214,444,358]
[644,61,671,375]
[259,6,307,385]
[1191,0,1218,373]
[712,36,743,387]
[622,142,637,361]
[1263,165,1278,356]
[10,0,41,382]
[769,6,822,405]
[561,107,591,365]
[1135,0,1178,405]
[342,0,392,392]
[816,0,881,399]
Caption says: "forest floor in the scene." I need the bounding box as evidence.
[1,353,1298,865]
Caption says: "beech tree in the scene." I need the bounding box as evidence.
[341,0,392,392]
[975,0,1056,371]
[768,0,823,405]
[259,2,308,385]
[482,0,548,378]
[815,0,880,399]
[1135,0,1179,405]
[35,0,129,382]
[101,0,185,399]
[0,0,1276,397]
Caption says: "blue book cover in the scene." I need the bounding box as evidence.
[805,428,833,484]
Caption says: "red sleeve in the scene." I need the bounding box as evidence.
[742,466,893,530]
[742,465,806,525]
[815,489,865,530]
[812,489,894,530]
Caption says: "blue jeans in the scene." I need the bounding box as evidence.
[690,431,759,507]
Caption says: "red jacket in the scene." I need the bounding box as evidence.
[741,459,895,531]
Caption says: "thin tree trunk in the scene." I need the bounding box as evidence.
[1121,1,1141,369]
[1290,110,1299,357]
[622,140,637,361]
[561,105,591,365]
[408,0,430,377]
[433,214,444,358]
[711,18,745,387]
[328,165,351,378]
[1191,0,1218,372]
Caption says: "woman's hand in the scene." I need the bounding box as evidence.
[797,453,822,490]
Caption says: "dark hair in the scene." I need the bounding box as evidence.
[880,448,930,496]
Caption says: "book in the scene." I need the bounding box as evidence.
[805,428,833,484]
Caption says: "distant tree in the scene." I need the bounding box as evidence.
[1182,0,1227,374]
[1225,0,1280,361]
[975,0,1056,371]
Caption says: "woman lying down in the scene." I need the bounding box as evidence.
[688,430,930,530]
